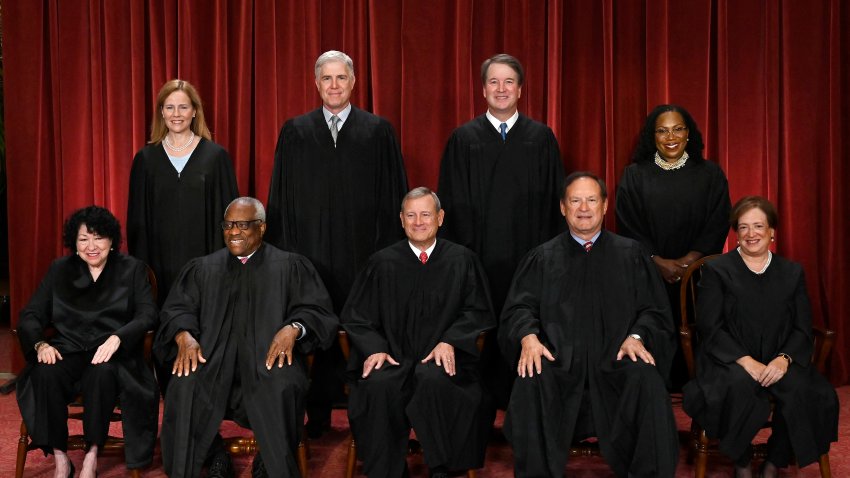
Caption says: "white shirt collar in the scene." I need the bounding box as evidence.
[486,110,519,133]
[408,239,437,260]
[571,230,601,247]
[323,103,352,127]
[237,249,258,262]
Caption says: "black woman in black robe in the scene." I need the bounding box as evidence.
[683,196,838,478]
[16,206,158,478]
[616,104,730,387]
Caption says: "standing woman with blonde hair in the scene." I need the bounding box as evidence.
[127,79,238,306]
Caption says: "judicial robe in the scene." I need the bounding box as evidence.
[438,113,565,312]
[154,244,339,477]
[342,239,496,477]
[16,253,158,468]
[266,106,408,310]
[499,231,678,478]
[127,138,239,305]
[683,252,838,467]
[615,158,730,260]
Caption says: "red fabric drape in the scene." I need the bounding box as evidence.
[3,0,848,383]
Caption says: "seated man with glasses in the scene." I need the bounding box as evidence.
[154,196,339,478]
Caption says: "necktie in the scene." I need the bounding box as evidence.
[240,257,249,264]
[330,115,340,146]
[419,251,428,264]
[500,122,507,141]
[584,241,593,253]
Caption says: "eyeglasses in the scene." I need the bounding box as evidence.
[220,220,263,230]
[654,126,688,137]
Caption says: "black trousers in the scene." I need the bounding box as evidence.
[28,351,119,452]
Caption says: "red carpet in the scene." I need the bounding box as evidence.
[1,323,847,477]
[0,389,846,477]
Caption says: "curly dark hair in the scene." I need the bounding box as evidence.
[62,205,122,251]
[630,104,705,163]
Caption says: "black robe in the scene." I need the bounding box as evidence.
[499,231,678,478]
[615,158,730,260]
[341,240,496,477]
[616,158,730,387]
[127,138,239,305]
[16,253,158,468]
[437,113,565,313]
[266,106,408,311]
[683,252,838,467]
[154,244,339,477]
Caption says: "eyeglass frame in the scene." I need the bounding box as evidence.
[220,219,263,230]
[654,126,688,137]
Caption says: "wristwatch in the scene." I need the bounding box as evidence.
[777,352,792,364]
[33,341,48,352]
[290,322,306,340]
[628,334,642,342]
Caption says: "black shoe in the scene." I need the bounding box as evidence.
[207,449,235,478]
[252,451,269,478]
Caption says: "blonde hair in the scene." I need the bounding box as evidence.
[149,79,212,143]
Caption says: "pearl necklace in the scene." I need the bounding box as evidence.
[737,247,773,275]
[164,131,196,152]
[654,151,688,170]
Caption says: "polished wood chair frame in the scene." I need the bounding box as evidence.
[679,254,834,478]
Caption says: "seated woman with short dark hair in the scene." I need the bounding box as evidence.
[16,205,158,478]
[683,196,838,478]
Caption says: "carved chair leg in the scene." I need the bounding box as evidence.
[297,439,309,478]
[345,436,357,478]
[466,469,477,477]
[128,469,141,478]
[694,429,710,478]
[16,421,29,478]
[818,453,832,478]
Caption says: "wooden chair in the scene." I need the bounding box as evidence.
[678,254,834,478]
[14,264,159,478]
[339,330,483,478]
[222,353,313,477]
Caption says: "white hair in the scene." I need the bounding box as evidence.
[315,50,355,78]
[225,197,266,221]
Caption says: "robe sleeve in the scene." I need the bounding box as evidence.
[340,262,391,361]
[153,259,204,365]
[282,256,339,354]
[439,255,496,357]
[265,122,295,249]
[114,260,158,347]
[498,248,545,366]
[780,267,814,366]
[373,122,408,251]
[127,149,150,262]
[437,131,476,248]
[17,262,59,362]
[690,164,731,255]
[542,130,567,238]
[695,264,750,364]
[209,146,240,252]
[628,247,676,377]
[615,166,658,255]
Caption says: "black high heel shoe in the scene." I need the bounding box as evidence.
[66,462,75,478]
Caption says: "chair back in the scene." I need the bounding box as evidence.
[678,254,722,379]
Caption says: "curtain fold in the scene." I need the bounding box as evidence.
[3,0,848,383]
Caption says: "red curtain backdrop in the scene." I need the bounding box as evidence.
[3,0,848,382]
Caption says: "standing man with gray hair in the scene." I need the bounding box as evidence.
[438,53,564,409]
[266,50,409,437]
